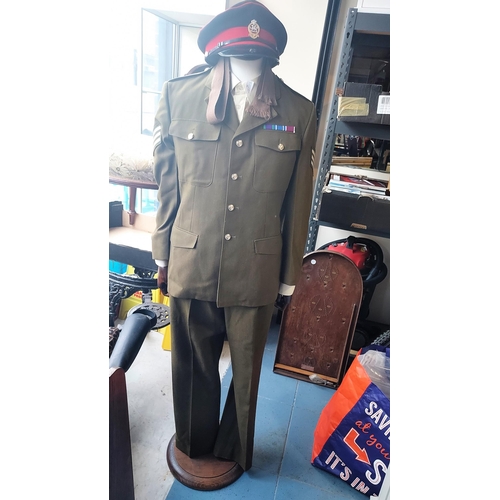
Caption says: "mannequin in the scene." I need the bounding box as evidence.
[229,57,263,122]
[229,56,263,86]
[152,0,316,490]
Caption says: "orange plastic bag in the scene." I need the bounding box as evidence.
[311,345,390,497]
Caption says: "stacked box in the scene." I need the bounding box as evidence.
[338,83,390,125]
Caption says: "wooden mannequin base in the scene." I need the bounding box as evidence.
[166,435,244,491]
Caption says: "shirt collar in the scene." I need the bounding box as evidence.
[231,72,257,95]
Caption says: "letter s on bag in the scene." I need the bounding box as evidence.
[365,401,378,416]
[340,466,351,481]
[365,459,388,485]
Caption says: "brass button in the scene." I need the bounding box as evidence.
[187,132,194,140]
[228,204,235,212]
[224,234,232,240]
[278,143,285,151]
[231,173,238,180]
[236,140,243,147]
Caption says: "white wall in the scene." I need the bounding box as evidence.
[227,0,329,100]
[255,0,329,100]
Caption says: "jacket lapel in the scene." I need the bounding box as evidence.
[224,97,240,133]
[235,107,277,137]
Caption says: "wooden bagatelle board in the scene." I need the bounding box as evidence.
[274,250,363,386]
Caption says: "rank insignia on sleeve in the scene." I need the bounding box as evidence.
[153,125,162,151]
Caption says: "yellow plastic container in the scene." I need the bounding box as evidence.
[118,290,144,319]
[158,293,171,351]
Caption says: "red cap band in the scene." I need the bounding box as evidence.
[205,26,277,54]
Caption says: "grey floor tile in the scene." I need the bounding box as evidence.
[275,476,366,500]
[227,467,279,499]
[294,379,334,411]
[279,406,321,485]
[167,467,278,499]
[252,397,293,474]
[258,348,298,406]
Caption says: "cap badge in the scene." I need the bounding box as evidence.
[248,19,260,39]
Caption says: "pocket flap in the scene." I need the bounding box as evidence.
[254,235,282,255]
[255,131,301,152]
[171,226,198,249]
[169,120,221,141]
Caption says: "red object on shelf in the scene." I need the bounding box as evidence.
[327,241,370,270]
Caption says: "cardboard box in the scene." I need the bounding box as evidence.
[338,83,390,125]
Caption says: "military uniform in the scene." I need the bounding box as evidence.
[152,69,315,306]
[152,0,317,473]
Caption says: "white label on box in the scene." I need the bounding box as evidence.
[377,95,390,115]
[357,0,390,14]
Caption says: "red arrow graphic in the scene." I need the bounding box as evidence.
[343,428,371,464]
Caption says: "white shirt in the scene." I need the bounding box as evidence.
[231,75,256,123]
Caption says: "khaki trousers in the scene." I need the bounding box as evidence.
[169,296,275,471]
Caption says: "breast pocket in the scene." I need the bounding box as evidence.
[169,120,221,186]
[253,131,302,193]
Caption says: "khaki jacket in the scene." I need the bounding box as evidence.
[152,67,316,307]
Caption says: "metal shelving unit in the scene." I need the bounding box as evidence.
[306,7,390,253]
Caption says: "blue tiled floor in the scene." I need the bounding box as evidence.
[166,316,367,500]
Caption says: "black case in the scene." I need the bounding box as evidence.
[318,190,390,238]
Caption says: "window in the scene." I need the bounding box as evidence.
[110,8,214,218]
[141,10,174,136]
[140,9,208,136]
[130,9,210,216]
